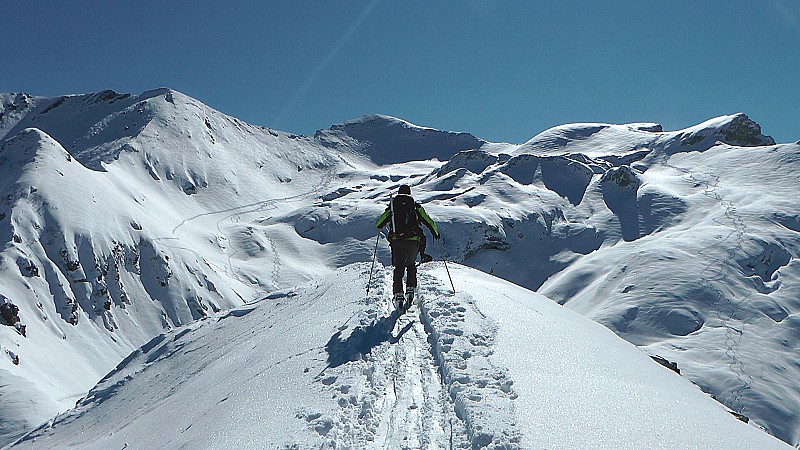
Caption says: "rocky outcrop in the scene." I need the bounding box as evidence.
[0,295,26,337]
[720,113,776,147]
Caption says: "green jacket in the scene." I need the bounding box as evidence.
[376,199,439,241]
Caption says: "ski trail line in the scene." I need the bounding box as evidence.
[374,268,455,449]
[171,165,335,235]
[318,266,466,449]
[160,166,336,303]
[417,267,523,449]
[663,157,754,415]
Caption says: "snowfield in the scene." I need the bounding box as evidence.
[1,88,798,447]
[9,264,789,449]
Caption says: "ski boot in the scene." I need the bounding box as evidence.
[393,292,405,312]
[404,287,416,311]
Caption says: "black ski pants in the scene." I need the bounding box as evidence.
[390,239,419,294]
[418,233,427,259]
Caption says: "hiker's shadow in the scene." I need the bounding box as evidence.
[325,311,413,368]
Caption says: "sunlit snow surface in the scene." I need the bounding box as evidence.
[1,89,798,447]
[9,264,788,449]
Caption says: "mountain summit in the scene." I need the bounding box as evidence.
[315,114,485,165]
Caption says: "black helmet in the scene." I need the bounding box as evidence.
[398,184,411,195]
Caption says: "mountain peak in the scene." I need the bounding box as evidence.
[0,127,72,166]
[714,112,775,146]
[315,114,485,165]
[336,114,415,128]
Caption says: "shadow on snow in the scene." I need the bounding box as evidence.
[325,311,413,368]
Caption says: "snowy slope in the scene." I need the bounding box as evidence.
[0,89,357,444]
[538,141,800,443]
[8,264,789,449]
[285,113,800,445]
[2,88,799,447]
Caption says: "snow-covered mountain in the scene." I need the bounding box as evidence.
[314,114,484,165]
[1,88,798,448]
[0,89,356,443]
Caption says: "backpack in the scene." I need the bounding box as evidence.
[390,195,419,239]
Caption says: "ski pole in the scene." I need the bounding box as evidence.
[440,236,455,295]
[365,231,380,300]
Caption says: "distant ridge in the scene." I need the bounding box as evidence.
[315,114,485,165]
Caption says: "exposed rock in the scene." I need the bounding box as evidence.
[651,355,680,374]
[16,257,39,277]
[600,165,640,188]
[721,114,776,146]
[0,296,26,337]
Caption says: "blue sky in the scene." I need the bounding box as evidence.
[2,1,798,143]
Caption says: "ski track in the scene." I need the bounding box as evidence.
[313,265,521,449]
[417,269,522,449]
[665,158,755,415]
[168,165,336,299]
[312,266,456,449]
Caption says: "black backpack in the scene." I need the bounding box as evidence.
[390,195,419,239]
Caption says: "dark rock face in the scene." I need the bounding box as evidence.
[600,165,640,188]
[0,297,26,337]
[721,114,776,147]
[651,355,680,374]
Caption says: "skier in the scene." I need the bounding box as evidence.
[376,184,440,310]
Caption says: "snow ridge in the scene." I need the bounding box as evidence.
[515,113,774,158]
[311,264,524,448]
[5,263,791,449]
